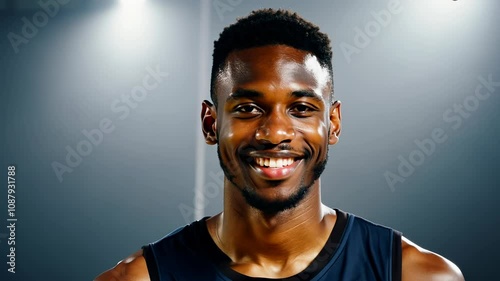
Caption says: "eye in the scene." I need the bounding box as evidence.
[233,104,262,118]
[290,103,317,116]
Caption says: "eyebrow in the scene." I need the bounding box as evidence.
[290,90,324,103]
[226,89,263,102]
[226,88,324,103]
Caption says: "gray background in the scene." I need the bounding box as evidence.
[1,0,499,280]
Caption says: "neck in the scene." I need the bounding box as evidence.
[213,178,335,265]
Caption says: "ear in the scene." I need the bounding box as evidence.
[201,100,217,145]
[328,100,342,145]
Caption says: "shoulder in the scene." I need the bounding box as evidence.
[94,249,150,281]
[402,236,464,281]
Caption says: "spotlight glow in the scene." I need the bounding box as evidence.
[120,0,146,9]
[411,0,468,27]
[116,0,147,41]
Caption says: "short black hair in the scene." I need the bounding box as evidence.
[210,8,334,106]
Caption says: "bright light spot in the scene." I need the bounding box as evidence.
[116,0,147,41]
[119,0,146,15]
[120,0,146,9]
[411,0,469,27]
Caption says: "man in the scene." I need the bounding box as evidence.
[96,9,464,281]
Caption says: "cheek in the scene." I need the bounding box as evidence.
[217,119,251,155]
[218,121,256,172]
[294,119,329,144]
[217,124,235,151]
[217,130,240,172]
[219,115,257,141]
[217,116,235,142]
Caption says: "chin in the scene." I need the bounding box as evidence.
[240,183,310,215]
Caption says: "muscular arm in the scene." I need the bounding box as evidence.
[402,237,464,281]
[94,249,150,281]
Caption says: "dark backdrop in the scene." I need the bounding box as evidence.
[1,0,498,280]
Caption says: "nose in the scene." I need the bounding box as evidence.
[255,111,295,144]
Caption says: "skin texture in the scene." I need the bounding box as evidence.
[95,45,464,281]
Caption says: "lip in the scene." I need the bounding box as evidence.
[240,150,306,181]
[248,157,304,181]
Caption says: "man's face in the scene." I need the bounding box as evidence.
[203,45,341,214]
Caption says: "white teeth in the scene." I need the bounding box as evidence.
[254,157,295,168]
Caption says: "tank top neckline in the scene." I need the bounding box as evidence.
[198,209,349,281]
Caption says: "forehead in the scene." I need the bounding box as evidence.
[215,45,331,102]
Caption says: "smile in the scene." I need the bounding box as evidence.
[254,157,295,168]
[248,157,303,181]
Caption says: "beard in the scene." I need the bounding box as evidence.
[217,146,329,215]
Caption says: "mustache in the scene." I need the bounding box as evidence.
[239,143,311,158]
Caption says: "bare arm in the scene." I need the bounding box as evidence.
[402,237,464,281]
[94,249,150,281]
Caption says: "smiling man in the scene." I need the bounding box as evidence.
[96,9,464,281]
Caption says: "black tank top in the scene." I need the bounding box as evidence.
[143,209,402,281]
